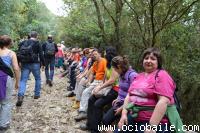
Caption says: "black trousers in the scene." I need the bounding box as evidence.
[87,89,118,132]
[102,106,121,126]
[69,63,77,90]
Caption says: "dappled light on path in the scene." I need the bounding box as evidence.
[10,70,88,133]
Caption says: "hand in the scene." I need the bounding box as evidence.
[114,107,122,116]
[85,82,90,87]
[76,75,82,81]
[112,99,118,106]
[118,114,128,129]
[92,86,101,95]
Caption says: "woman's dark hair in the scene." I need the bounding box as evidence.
[27,34,31,39]
[83,48,90,56]
[112,55,129,75]
[92,47,104,57]
[0,35,12,49]
[105,46,117,69]
[142,47,162,69]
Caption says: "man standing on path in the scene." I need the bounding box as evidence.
[16,31,45,107]
[42,35,58,87]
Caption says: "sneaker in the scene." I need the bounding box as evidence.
[16,96,24,107]
[34,95,40,99]
[74,112,87,122]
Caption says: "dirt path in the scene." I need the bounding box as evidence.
[6,69,88,133]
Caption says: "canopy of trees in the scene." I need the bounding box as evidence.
[0,0,200,124]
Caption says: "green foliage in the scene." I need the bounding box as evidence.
[58,0,200,124]
[0,0,56,42]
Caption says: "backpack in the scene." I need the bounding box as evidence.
[17,40,36,63]
[155,69,182,113]
[45,41,55,56]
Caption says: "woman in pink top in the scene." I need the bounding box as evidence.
[117,48,175,133]
[55,43,64,68]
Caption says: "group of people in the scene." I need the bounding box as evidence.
[61,46,183,132]
[0,31,66,130]
[0,31,183,133]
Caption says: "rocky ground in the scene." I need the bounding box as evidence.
[4,69,88,133]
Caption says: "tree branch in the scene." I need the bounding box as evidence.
[150,0,156,46]
[164,0,199,27]
[155,0,199,42]
[124,0,147,47]
[100,0,116,24]
[92,0,107,44]
[161,0,179,27]
[123,0,142,33]
[154,0,162,7]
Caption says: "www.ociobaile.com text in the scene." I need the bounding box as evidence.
[98,124,200,132]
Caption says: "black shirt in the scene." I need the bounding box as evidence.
[18,39,45,65]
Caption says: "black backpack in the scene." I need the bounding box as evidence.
[45,41,55,56]
[155,69,182,113]
[17,40,36,63]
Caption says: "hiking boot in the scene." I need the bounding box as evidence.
[74,112,87,122]
[72,101,80,109]
[16,96,24,107]
[79,123,89,131]
[48,80,53,87]
[0,125,10,131]
[69,96,76,101]
[34,95,40,99]
[66,91,75,97]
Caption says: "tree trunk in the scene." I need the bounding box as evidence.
[92,0,108,46]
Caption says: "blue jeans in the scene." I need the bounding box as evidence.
[18,63,41,96]
[45,58,55,81]
[0,76,13,127]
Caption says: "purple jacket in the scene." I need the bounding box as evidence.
[117,69,137,102]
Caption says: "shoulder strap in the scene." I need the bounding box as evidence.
[0,57,13,77]
[155,69,162,80]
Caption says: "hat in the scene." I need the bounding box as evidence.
[83,48,90,54]
[61,41,64,44]
[57,43,61,47]
[71,48,80,53]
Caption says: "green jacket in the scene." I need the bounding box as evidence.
[126,103,184,133]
